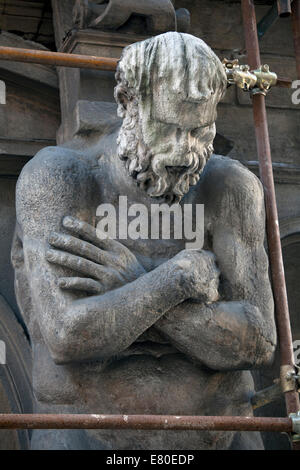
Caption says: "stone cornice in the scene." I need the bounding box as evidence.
[244,161,300,185]
[61,29,148,54]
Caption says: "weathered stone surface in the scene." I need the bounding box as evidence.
[74,0,177,33]
[57,30,146,143]
[13,32,276,450]
[72,0,190,35]
[217,103,300,165]
[0,81,59,141]
[0,32,58,90]
[0,295,33,449]
[174,0,295,56]
[0,180,19,315]
[73,100,121,135]
[0,0,54,48]
[0,32,60,175]
[51,0,76,50]
[219,82,237,105]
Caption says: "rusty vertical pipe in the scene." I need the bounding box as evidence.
[292,0,300,79]
[277,0,292,17]
[241,0,300,424]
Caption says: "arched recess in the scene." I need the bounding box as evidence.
[0,295,33,449]
[253,219,300,450]
[281,231,300,344]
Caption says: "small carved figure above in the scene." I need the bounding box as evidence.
[73,0,190,34]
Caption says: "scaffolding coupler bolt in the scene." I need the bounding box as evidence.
[223,59,277,95]
[280,365,300,394]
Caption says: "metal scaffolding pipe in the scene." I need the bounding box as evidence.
[277,0,292,17]
[292,0,300,79]
[0,46,118,71]
[0,414,293,433]
[241,0,300,436]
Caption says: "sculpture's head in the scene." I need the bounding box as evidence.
[114,32,227,202]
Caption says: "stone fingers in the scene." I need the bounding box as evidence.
[46,248,109,280]
[46,248,124,287]
[62,216,123,254]
[48,232,111,266]
[57,277,105,294]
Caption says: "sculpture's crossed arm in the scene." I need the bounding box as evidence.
[45,211,276,370]
[19,217,219,364]
[155,227,276,370]
[45,218,221,363]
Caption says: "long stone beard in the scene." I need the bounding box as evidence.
[117,119,214,204]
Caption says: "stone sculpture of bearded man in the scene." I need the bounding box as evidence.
[12,32,276,450]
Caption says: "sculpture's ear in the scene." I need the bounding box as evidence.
[114,82,136,118]
[114,82,131,118]
[115,87,130,110]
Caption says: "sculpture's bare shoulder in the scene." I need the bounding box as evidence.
[199,154,265,244]
[16,146,96,236]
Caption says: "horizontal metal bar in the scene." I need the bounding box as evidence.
[0,46,118,71]
[0,414,293,433]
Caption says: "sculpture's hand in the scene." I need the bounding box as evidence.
[46,216,146,294]
[171,249,220,302]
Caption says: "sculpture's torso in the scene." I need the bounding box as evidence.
[13,141,262,450]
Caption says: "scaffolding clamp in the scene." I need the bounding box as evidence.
[280,365,300,393]
[223,59,277,95]
[289,411,300,443]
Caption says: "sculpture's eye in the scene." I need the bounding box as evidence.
[176,127,183,141]
[191,125,215,141]
[190,128,202,138]
[161,124,177,137]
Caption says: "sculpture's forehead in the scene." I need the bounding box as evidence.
[150,87,220,129]
[151,97,218,129]
[152,100,216,129]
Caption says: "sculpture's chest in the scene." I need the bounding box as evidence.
[90,201,210,272]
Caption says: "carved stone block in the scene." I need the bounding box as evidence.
[73,0,190,34]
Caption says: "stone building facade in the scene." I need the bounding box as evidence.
[0,0,299,449]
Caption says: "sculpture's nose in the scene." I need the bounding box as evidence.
[176,127,187,143]
[175,128,191,155]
